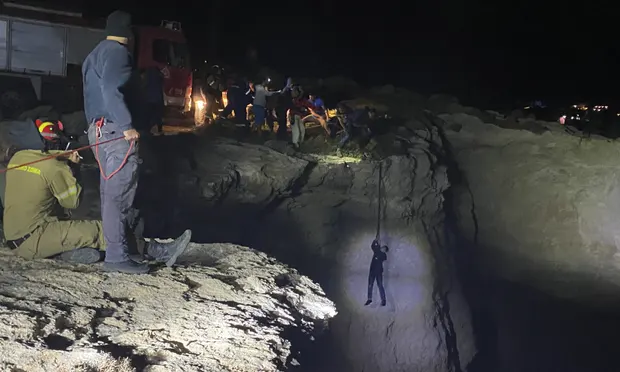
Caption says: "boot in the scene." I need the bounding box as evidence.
[58,248,102,264]
[364,299,372,306]
[146,229,192,267]
[104,260,150,274]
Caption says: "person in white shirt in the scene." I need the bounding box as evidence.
[249,78,282,130]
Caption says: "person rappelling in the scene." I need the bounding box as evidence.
[365,162,388,306]
[365,239,388,307]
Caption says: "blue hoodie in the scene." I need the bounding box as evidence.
[82,39,133,131]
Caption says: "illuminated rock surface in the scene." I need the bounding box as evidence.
[439,112,620,371]
[136,136,475,372]
[440,112,620,303]
[1,118,475,371]
[0,244,336,372]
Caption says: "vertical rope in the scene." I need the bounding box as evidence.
[376,162,382,240]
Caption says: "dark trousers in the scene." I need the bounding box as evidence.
[339,123,354,148]
[276,108,288,138]
[252,105,266,129]
[87,119,140,263]
[266,109,276,131]
[367,269,386,302]
[143,102,164,132]
[222,90,248,124]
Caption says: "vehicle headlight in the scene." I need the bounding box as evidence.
[195,99,205,109]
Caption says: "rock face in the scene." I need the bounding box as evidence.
[439,112,620,371]
[440,113,620,303]
[0,243,336,372]
[141,134,475,371]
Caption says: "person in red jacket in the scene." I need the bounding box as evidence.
[289,86,312,148]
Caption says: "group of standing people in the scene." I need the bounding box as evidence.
[217,74,378,152]
[219,75,330,150]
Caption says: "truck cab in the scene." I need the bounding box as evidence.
[134,20,193,117]
[0,2,195,124]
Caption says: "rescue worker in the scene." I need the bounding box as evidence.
[365,239,388,306]
[2,119,191,266]
[220,73,248,125]
[308,93,326,114]
[249,78,282,131]
[337,104,376,155]
[275,86,294,140]
[83,10,191,274]
[303,93,329,135]
[289,86,312,149]
[141,66,165,135]
[205,65,225,119]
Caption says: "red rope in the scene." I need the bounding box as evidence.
[94,131,134,181]
[0,136,126,174]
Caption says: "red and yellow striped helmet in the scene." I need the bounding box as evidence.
[34,119,64,142]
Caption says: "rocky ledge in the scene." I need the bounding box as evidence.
[0,242,336,372]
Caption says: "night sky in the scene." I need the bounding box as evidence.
[64,0,619,107]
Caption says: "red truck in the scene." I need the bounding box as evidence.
[0,1,199,125]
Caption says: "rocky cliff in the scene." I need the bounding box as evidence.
[440,113,620,304]
[1,109,477,371]
[0,242,336,371]
[438,112,620,372]
[136,126,475,371]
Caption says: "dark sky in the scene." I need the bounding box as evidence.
[66,0,620,107]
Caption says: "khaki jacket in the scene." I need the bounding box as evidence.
[3,150,81,240]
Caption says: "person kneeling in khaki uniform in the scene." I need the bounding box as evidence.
[3,118,190,267]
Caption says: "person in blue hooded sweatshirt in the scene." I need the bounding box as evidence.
[82,10,191,274]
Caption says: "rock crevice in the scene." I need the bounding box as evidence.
[143,130,476,371]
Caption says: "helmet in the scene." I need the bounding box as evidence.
[35,119,64,142]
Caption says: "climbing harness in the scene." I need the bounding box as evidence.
[0,135,125,174]
[94,118,134,180]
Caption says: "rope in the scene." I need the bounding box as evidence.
[376,162,382,240]
[0,136,126,174]
[94,128,134,181]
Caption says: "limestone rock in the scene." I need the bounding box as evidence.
[426,94,460,114]
[150,135,476,371]
[443,111,620,305]
[0,243,336,372]
[18,128,475,371]
[191,138,309,204]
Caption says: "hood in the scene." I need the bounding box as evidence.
[7,119,45,151]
